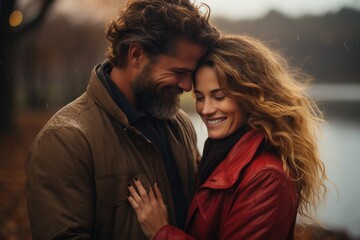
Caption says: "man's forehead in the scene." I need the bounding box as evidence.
[149,39,206,71]
[172,39,206,55]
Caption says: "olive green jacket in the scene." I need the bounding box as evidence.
[26,65,199,240]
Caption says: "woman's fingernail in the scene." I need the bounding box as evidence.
[127,194,130,198]
[127,183,131,187]
[134,177,139,181]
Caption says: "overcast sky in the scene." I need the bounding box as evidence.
[196,0,360,20]
[17,0,360,24]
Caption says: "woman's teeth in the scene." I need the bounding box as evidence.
[208,118,225,125]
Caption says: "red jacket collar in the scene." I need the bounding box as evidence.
[200,129,264,190]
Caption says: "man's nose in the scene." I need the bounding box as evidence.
[177,75,192,92]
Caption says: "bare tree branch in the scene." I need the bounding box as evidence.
[11,0,57,40]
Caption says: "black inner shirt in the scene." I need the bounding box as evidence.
[96,61,187,229]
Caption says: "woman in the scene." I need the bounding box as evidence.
[127,35,328,240]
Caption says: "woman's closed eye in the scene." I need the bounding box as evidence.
[214,95,225,101]
[195,93,205,101]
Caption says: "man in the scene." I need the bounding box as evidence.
[26,0,219,239]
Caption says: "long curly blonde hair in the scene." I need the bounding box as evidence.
[202,35,328,221]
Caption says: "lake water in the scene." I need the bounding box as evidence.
[189,113,360,238]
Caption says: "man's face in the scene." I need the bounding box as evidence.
[133,39,206,119]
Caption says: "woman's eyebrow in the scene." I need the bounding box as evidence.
[194,88,222,94]
[210,89,223,94]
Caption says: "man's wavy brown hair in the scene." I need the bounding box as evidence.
[105,0,219,68]
[200,35,328,221]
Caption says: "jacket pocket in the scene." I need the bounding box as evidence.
[95,173,150,207]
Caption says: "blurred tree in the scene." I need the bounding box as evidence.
[213,8,360,84]
[0,0,56,134]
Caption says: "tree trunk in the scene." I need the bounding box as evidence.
[0,0,15,134]
[0,0,56,134]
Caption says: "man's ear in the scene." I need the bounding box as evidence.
[128,44,145,68]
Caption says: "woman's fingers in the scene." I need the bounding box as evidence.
[154,182,166,209]
[127,194,142,216]
[148,184,156,203]
[127,180,169,239]
[128,180,165,212]
[133,178,150,205]
[128,183,145,209]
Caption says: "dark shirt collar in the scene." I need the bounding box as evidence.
[96,60,144,124]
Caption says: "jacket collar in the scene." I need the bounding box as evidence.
[200,129,264,190]
[86,63,131,127]
[97,60,145,125]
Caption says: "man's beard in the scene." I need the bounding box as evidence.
[133,63,182,119]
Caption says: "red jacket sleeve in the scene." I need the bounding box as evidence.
[153,225,196,240]
[153,169,297,240]
[219,168,297,240]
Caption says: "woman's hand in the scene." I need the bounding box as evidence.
[128,179,169,239]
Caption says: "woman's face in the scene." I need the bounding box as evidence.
[194,66,246,139]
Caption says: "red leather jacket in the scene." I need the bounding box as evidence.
[153,129,298,240]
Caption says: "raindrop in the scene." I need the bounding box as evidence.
[46,102,49,109]
[297,34,300,41]
[344,42,349,51]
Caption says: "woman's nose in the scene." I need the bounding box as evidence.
[201,100,216,115]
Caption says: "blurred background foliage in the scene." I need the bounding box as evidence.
[1,0,360,239]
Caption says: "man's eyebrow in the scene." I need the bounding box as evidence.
[172,67,194,72]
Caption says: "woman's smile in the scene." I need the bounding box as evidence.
[195,66,245,139]
[204,117,227,126]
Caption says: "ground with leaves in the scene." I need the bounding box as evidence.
[0,111,50,239]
